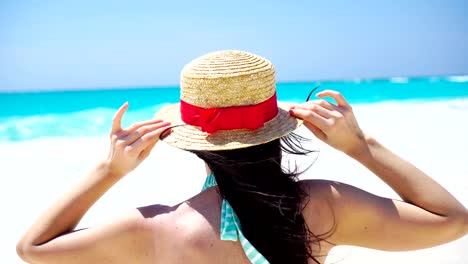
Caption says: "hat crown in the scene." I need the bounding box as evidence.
[180,50,276,108]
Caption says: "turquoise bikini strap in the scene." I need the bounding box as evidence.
[202,174,270,264]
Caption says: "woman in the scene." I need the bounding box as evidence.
[17,50,467,264]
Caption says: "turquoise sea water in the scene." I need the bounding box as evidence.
[1,76,467,141]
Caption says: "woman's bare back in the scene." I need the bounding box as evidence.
[141,180,334,264]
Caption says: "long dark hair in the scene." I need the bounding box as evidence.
[191,133,330,264]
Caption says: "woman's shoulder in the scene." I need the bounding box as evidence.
[298,180,342,247]
[299,179,357,204]
[299,180,337,219]
[137,188,248,263]
[138,187,222,237]
[298,179,366,224]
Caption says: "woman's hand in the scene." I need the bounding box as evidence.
[289,90,367,157]
[106,102,171,178]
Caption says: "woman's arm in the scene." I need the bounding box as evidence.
[16,103,171,263]
[354,135,466,221]
[291,90,467,250]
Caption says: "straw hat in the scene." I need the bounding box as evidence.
[155,50,301,150]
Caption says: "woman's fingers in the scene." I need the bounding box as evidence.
[123,122,171,146]
[292,90,366,154]
[125,119,164,134]
[289,106,328,140]
[307,99,339,111]
[289,108,330,131]
[129,125,171,154]
[316,90,351,108]
[294,103,337,119]
[111,102,129,134]
[107,102,171,176]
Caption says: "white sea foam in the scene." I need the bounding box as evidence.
[389,77,409,83]
[3,100,468,263]
[447,75,468,83]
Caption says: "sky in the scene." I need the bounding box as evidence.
[0,0,467,91]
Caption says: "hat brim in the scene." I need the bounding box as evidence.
[154,102,302,151]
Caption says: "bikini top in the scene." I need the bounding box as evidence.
[201,173,270,264]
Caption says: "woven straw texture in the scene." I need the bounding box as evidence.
[155,50,301,150]
[181,50,276,108]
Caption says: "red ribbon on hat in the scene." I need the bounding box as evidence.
[180,93,279,133]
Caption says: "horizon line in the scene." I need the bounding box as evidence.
[1,73,467,94]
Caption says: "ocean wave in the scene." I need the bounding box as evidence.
[0,104,169,142]
[446,75,468,83]
[389,77,409,83]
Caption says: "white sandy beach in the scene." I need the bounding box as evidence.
[2,99,468,263]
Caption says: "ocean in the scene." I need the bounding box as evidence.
[1,76,468,142]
